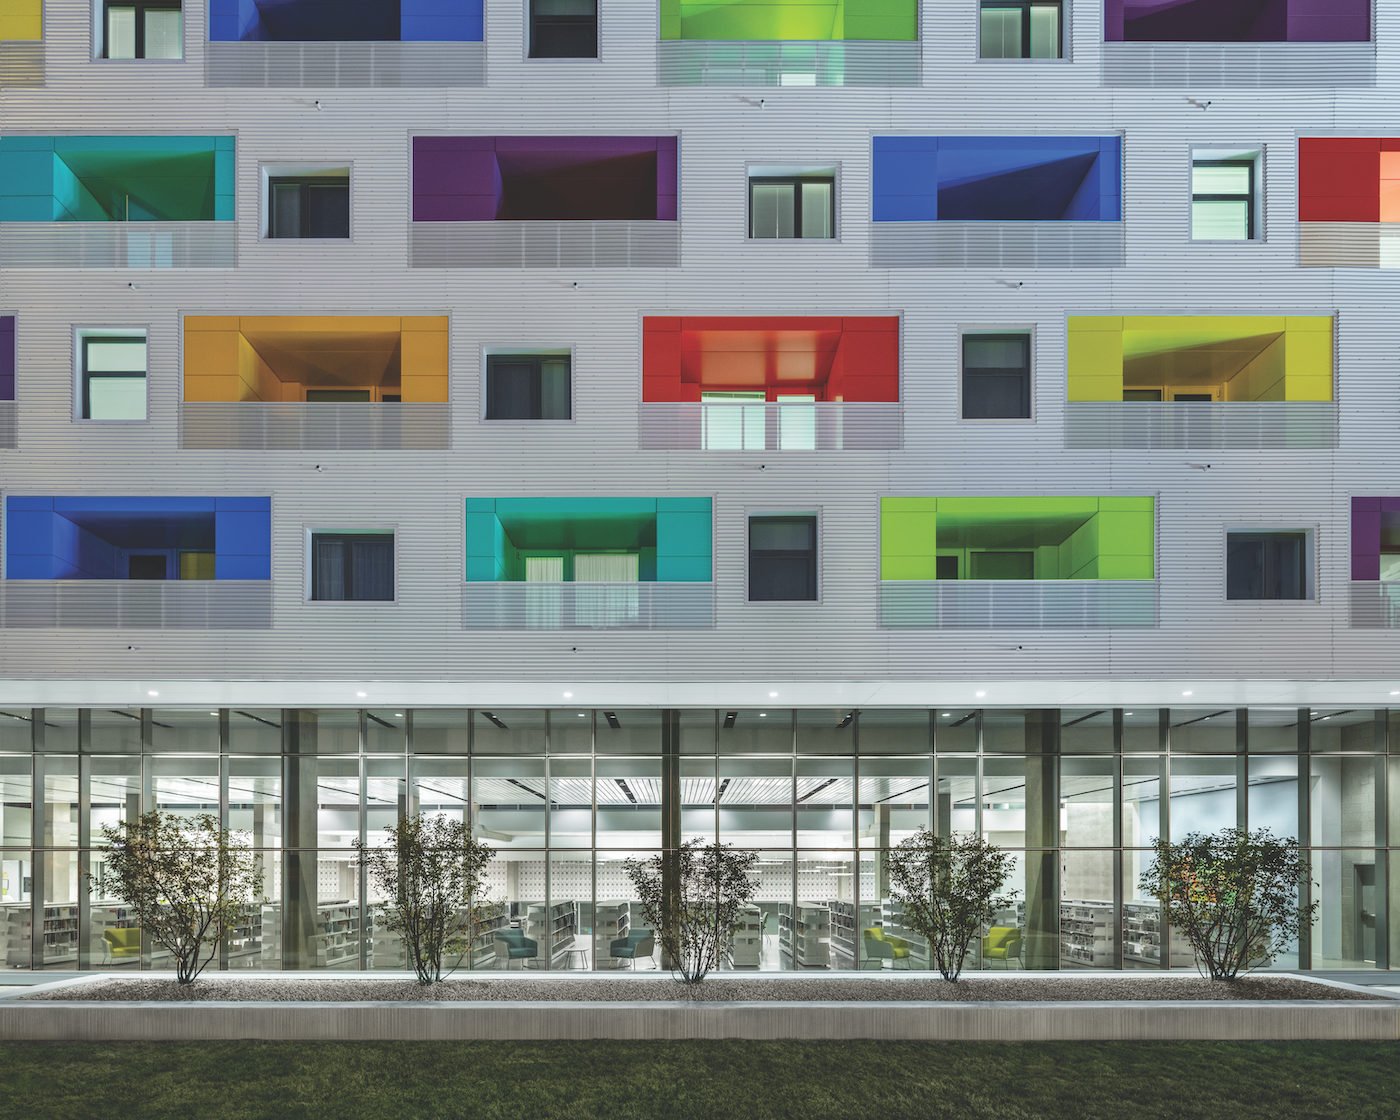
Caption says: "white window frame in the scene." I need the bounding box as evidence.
[259,161,354,244]
[304,525,400,604]
[746,507,823,605]
[1189,145,1265,244]
[480,344,576,424]
[74,325,150,424]
[744,162,841,243]
[958,324,1037,423]
[92,0,186,62]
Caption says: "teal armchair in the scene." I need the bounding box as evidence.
[493,928,539,969]
[610,928,656,969]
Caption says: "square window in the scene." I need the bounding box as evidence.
[1226,532,1307,600]
[485,352,571,420]
[79,330,147,421]
[980,0,1063,59]
[749,515,817,601]
[748,166,836,240]
[1192,148,1262,241]
[102,1,183,60]
[261,164,351,240]
[311,533,394,601]
[962,332,1031,419]
[530,0,597,58]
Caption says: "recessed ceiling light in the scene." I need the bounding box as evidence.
[759,713,767,717]
[210,711,218,716]
[357,692,367,698]
[578,713,586,717]
[975,691,986,698]
[1182,691,1193,696]
[1125,712,1133,716]
[1391,691,1399,696]
[147,690,158,697]
[942,712,951,717]
[769,691,778,697]
[395,713,403,717]
[563,692,573,698]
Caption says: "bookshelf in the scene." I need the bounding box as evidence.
[729,903,763,967]
[40,904,79,966]
[826,900,882,969]
[1123,901,1193,967]
[1059,899,1114,967]
[778,902,830,968]
[527,900,578,968]
[3,903,31,968]
[308,901,360,968]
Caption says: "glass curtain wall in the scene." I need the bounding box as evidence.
[0,707,1394,972]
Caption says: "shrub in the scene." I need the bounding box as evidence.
[1142,826,1318,980]
[87,810,264,985]
[354,814,499,984]
[624,840,759,984]
[885,828,1017,981]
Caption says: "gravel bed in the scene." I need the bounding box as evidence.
[21,975,1379,1003]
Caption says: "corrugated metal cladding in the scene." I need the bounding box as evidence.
[1,2,1400,706]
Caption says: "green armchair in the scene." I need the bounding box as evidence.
[102,927,141,965]
[982,926,1022,969]
[862,927,912,970]
[609,928,656,969]
[493,928,539,969]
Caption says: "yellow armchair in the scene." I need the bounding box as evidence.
[103,927,141,963]
[982,926,1021,969]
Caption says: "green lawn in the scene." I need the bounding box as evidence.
[2,1039,1397,1120]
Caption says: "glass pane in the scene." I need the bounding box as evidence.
[1061,756,1114,847]
[410,709,470,754]
[1118,709,1157,755]
[313,854,361,969]
[88,377,146,419]
[305,181,350,238]
[680,756,714,842]
[595,709,659,755]
[315,758,359,849]
[679,709,715,756]
[796,758,852,847]
[935,709,977,753]
[314,710,360,755]
[150,709,218,753]
[42,757,78,849]
[364,759,403,843]
[1249,707,1301,752]
[0,757,32,849]
[549,710,593,754]
[719,756,791,846]
[751,183,794,238]
[598,758,662,847]
[86,340,146,372]
[364,710,405,753]
[794,853,854,969]
[1121,756,1161,848]
[777,398,816,451]
[1061,708,1114,753]
[1168,756,1235,841]
[857,710,928,754]
[228,757,282,850]
[410,758,469,830]
[1311,708,1381,752]
[549,757,591,848]
[1192,165,1251,194]
[0,709,32,753]
[796,709,853,756]
[938,756,977,837]
[89,756,140,845]
[857,757,930,848]
[981,710,1027,753]
[1310,755,1377,847]
[90,708,141,754]
[1061,855,1114,968]
[150,756,220,823]
[144,8,182,58]
[227,708,282,754]
[473,757,546,849]
[1312,849,1377,968]
[1,852,32,967]
[1169,708,1236,753]
[748,852,790,970]
[540,359,570,419]
[719,709,791,754]
[800,181,832,238]
[1029,4,1059,57]
[1248,755,1297,841]
[983,756,1059,851]
[595,851,653,972]
[1192,199,1249,240]
[272,183,300,238]
[107,8,137,58]
[702,400,765,450]
[980,7,1021,57]
[546,854,588,969]
[473,709,546,755]
[40,829,81,967]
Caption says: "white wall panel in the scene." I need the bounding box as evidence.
[0,1,1398,706]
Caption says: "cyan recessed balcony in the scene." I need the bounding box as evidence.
[0,136,235,268]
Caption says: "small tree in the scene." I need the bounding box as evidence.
[87,810,264,985]
[624,839,758,984]
[885,828,1017,981]
[1142,826,1317,981]
[354,813,498,984]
